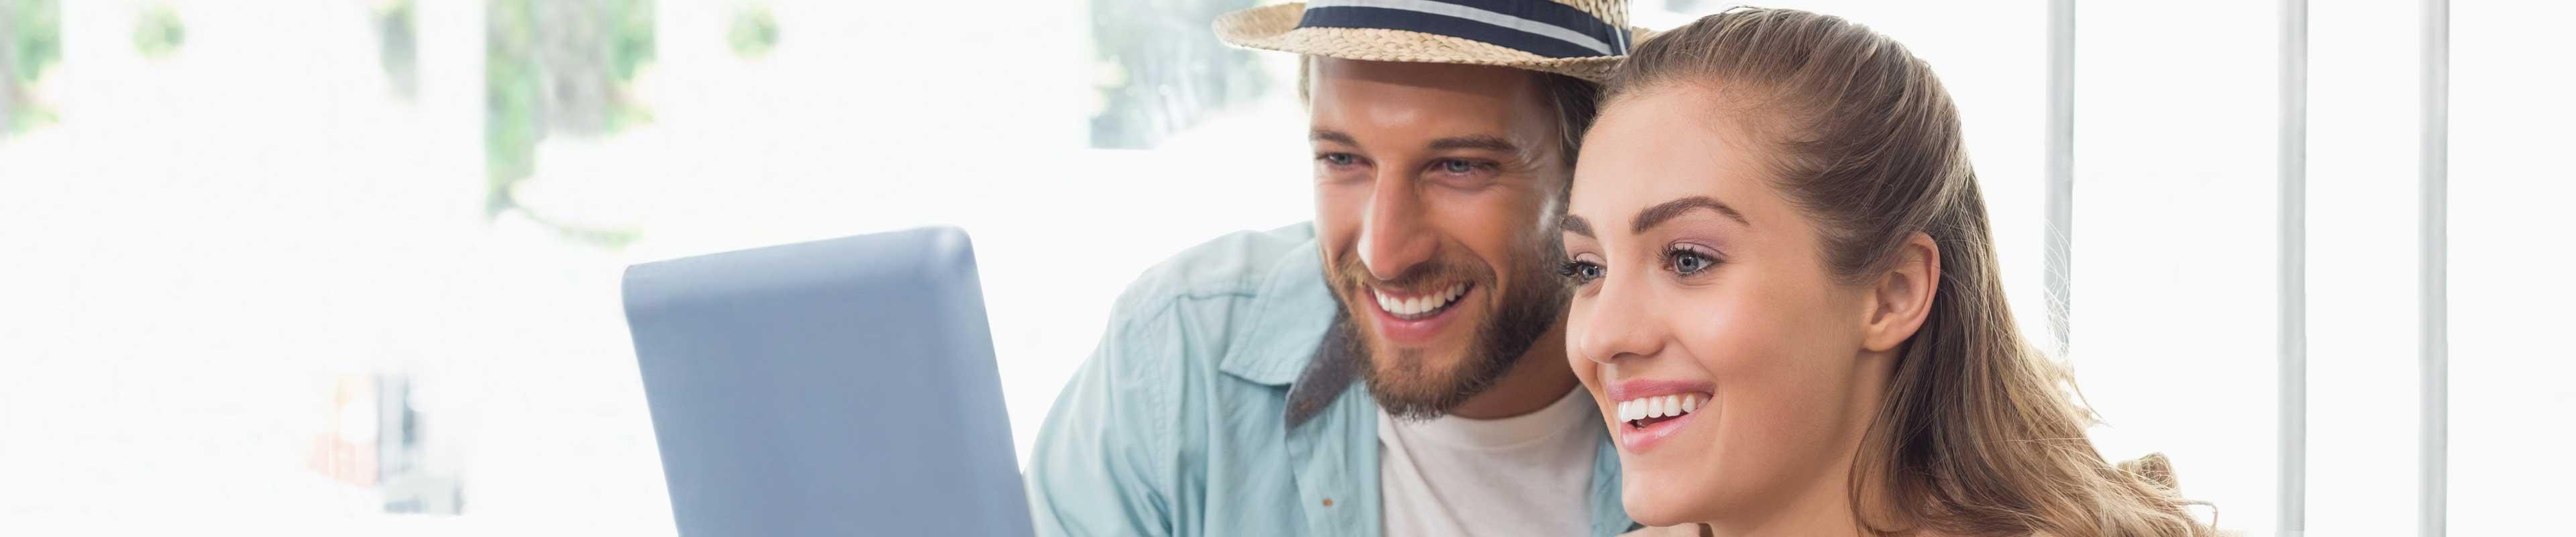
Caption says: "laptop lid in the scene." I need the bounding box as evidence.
[622,226,1033,536]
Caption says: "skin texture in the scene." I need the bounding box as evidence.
[1307,58,1579,421]
[1560,86,1939,535]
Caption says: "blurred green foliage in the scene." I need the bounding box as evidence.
[1088,0,1269,149]
[375,0,419,99]
[605,0,653,84]
[727,4,777,60]
[6,0,56,83]
[486,0,655,248]
[3,0,62,136]
[134,3,184,59]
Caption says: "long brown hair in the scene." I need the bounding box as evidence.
[1603,8,2210,536]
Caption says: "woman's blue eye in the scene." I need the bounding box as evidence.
[1670,250,1713,275]
[1556,260,1605,283]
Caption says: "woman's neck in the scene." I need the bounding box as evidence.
[1699,454,1870,536]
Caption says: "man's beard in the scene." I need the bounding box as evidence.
[1326,245,1569,422]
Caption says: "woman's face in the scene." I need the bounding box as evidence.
[1559,87,1888,527]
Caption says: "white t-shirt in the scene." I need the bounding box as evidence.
[1379,388,1601,537]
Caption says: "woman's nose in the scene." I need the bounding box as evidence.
[1571,274,1666,364]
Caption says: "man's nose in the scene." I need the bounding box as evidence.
[1358,173,1434,283]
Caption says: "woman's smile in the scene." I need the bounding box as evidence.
[1603,379,1715,452]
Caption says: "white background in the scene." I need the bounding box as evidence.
[0,1,2565,535]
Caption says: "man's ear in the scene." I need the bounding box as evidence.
[1862,232,1940,353]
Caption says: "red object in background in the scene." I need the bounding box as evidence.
[305,374,378,487]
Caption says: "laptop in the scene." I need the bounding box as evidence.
[621,226,1034,536]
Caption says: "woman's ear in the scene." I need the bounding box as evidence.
[1862,232,1940,352]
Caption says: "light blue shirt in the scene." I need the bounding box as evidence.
[1024,223,1633,536]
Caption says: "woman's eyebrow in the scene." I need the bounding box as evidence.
[1631,195,1751,233]
[1559,214,1594,238]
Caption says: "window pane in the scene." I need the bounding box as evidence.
[2305,0,2431,533]
[2072,1,2280,533]
[2448,1,2576,534]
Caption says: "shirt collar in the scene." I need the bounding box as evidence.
[1217,236,1338,387]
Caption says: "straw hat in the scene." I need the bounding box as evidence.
[1214,0,1650,83]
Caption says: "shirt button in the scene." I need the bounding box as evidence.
[1321,498,1334,507]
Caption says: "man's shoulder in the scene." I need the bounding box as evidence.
[1109,222,1319,318]
[1087,222,1334,393]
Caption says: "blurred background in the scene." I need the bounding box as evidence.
[0,0,2565,534]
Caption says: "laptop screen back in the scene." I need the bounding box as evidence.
[623,227,1032,536]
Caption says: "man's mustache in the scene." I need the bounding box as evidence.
[1330,254,1493,293]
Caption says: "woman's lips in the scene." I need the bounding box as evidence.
[1605,379,1715,453]
[1617,407,1698,452]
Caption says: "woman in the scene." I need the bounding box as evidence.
[1556,9,2211,536]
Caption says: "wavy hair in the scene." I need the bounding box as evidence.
[1603,8,2214,536]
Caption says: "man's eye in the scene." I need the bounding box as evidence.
[1318,153,1358,166]
[1435,158,1483,175]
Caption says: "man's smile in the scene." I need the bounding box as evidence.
[1364,281,1477,344]
[1371,282,1470,320]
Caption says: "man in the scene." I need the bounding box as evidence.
[1026,1,1648,535]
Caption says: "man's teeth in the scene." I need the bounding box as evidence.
[1373,283,1468,318]
[1617,394,1701,423]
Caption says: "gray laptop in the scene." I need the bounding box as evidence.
[621,226,1034,536]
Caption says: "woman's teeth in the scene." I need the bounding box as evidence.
[1616,393,1701,427]
[1373,283,1468,320]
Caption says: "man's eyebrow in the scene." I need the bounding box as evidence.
[1559,214,1594,238]
[1428,136,1520,153]
[1311,130,1358,146]
[1631,195,1751,234]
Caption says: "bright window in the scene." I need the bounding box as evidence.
[0,1,2559,534]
